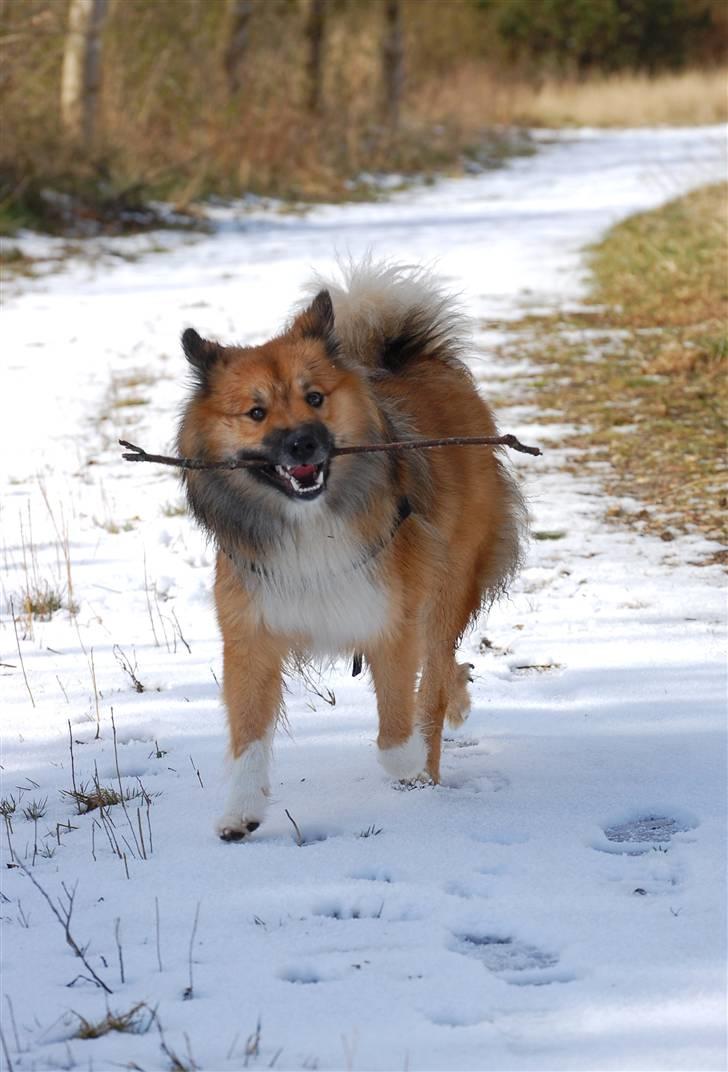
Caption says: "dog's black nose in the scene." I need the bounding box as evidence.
[281,423,331,464]
[288,431,318,462]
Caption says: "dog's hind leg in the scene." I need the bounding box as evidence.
[419,653,474,782]
[417,656,451,785]
[444,660,473,727]
[367,623,428,782]
[418,575,480,781]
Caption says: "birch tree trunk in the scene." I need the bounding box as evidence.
[221,0,254,97]
[305,0,325,114]
[382,0,404,129]
[60,0,108,147]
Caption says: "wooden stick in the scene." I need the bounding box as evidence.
[334,433,542,458]
[119,432,541,471]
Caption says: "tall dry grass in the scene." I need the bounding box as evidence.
[413,66,728,130]
[516,68,728,127]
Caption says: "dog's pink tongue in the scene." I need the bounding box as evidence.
[290,464,317,480]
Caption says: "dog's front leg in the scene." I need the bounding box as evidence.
[367,624,427,782]
[214,560,284,841]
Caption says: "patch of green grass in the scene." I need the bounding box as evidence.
[499,183,727,551]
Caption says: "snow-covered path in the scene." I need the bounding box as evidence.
[1,127,726,1072]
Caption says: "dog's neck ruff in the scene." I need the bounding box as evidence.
[223,496,412,586]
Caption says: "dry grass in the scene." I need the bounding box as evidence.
[497,183,727,550]
[72,1002,153,1039]
[21,582,64,620]
[516,69,727,128]
[61,781,148,814]
[412,67,728,131]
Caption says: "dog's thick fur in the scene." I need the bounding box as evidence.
[178,261,524,840]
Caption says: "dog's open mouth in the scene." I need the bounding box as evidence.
[259,461,328,499]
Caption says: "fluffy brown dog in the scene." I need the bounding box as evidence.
[177,262,524,840]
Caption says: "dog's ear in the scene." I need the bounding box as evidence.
[182,328,222,385]
[293,290,338,355]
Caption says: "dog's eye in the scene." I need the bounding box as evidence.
[247,406,267,422]
[305,391,324,408]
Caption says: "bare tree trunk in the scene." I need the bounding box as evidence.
[305,0,325,114]
[382,0,404,129]
[221,0,254,97]
[60,0,107,147]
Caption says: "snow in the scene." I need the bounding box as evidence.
[1,127,726,1071]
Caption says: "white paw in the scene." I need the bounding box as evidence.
[378,727,428,781]
[216,812,265,842]
[216,738,271,842]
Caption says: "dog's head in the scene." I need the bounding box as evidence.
[178,291,383,514]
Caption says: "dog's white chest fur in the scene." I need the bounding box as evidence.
[241,512,389,651]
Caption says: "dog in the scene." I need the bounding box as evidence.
[177,261,524,840]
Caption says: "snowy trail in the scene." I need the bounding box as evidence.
[1,127,726,1071]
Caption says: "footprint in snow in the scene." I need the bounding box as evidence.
[348,868,393,883]
[452,932,575,986]
[313,898,419,922]
[440,767,509,793]
[314,900,385,921]
[280,953,373,985]
[279,962,344,985]
[445,877,492,900]
[594,813,697,856]
[442,736,481,750]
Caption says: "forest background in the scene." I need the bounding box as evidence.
[1,0,726,235]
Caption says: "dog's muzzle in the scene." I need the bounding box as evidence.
[253,422,333,500]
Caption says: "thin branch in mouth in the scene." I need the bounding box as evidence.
[119,432,543,471]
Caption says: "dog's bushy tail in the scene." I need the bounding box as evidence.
[303,258,469,373]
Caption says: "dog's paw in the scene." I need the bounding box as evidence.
[217,739,271,841]
[216,815,262,842]
[378,728,428,781]
[392,773,435,791]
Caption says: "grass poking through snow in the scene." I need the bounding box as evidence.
[61,781,148,815]
[21,581,64,620]
[72,1002,154,1039]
